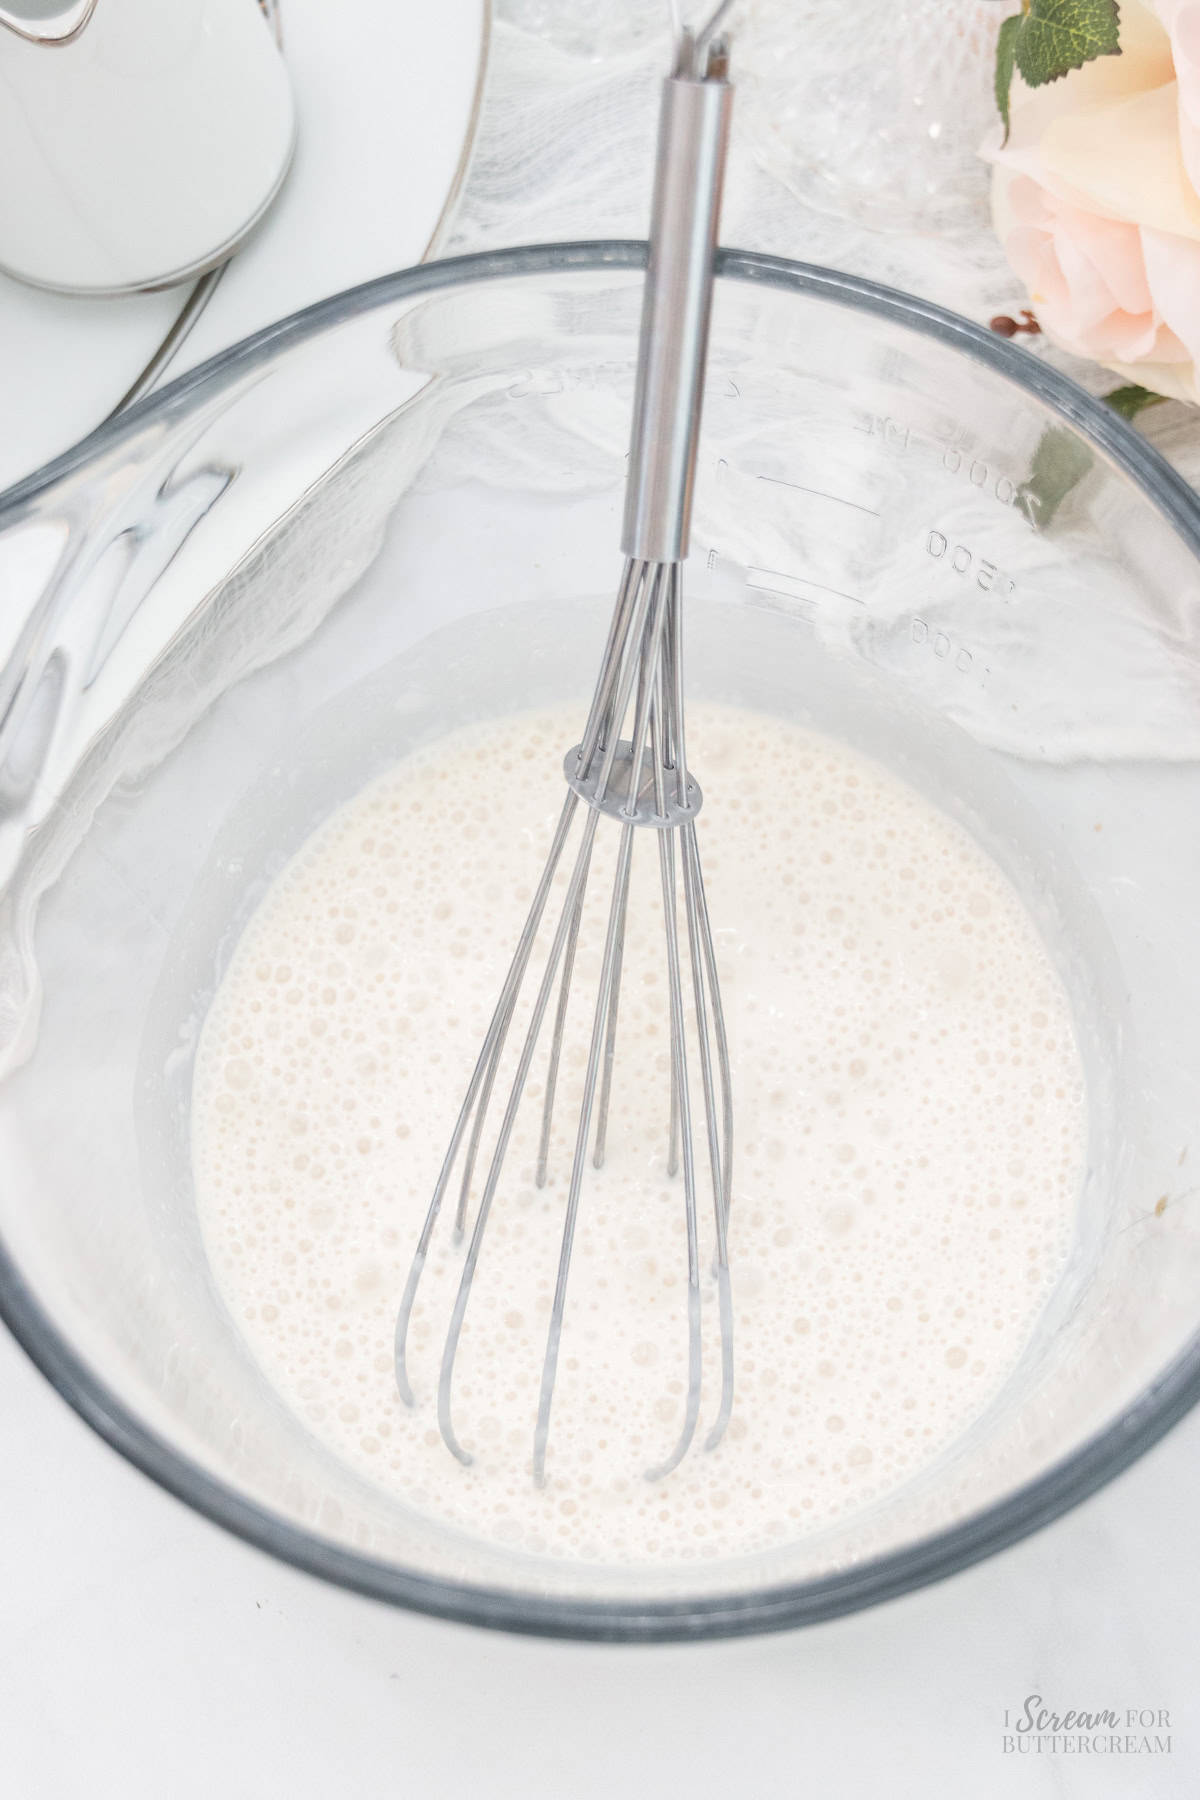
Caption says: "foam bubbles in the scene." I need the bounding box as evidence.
[191,702,1086,1564]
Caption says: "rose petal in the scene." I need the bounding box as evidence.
[1141,223,1200,360]
[1003,172,1054,230]
[986,6,1200,398]
[1101,354,1199,401]
[1091,309,1167,362]
[987,0,1173,167]
[992,165,1180,371]
[1038,85,1200,240]
[1053,227,1129,330]
[1058,205,1154,314]
[1162,1,1200,120]
[1004,224,1065,306]
[1149,2,1200,197]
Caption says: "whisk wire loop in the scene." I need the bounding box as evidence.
[436,807,602,1464]
[393,788,578,1406]
[396,558,735,1480]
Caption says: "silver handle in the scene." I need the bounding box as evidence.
[621,33,732,566]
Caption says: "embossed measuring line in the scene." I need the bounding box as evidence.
[755,474,881,518]
[746,566,864,606]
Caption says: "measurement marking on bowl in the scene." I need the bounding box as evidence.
[855,413,1040,529]
[925,530,1016,597]
[855,413,911,455]
[910,617,990,684]
[755,474,880,518]
[747,566,863,606]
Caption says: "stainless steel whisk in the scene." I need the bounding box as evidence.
[395,11,736,1486]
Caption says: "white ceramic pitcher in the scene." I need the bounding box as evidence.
[0,0,294,294]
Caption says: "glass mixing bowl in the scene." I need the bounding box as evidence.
[2,243,1199,1642]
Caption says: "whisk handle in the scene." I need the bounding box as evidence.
[621,38,732,566]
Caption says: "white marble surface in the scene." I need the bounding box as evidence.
[2,1316,1197,1796]
[2,2,1200,1794]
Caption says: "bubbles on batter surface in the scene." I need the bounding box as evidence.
[191,702,1087,1563]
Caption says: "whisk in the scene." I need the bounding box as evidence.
[395,10,736,1486]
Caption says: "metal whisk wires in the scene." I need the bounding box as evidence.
[394,22,736,1486]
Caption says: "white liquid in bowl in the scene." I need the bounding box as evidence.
[191,701,1086,1564]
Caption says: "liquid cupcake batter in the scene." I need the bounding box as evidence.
[191,702,1086,1563]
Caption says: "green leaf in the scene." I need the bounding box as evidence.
[1018,427,1093,531]
[1016,384,1166,532]
[1014,0,1121,90]
[1102,382,1167,422]
[995,14,1022,142]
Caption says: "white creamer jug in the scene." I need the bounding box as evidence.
[0,0,294,293]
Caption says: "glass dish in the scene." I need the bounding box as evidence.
[1,242,1199,1641]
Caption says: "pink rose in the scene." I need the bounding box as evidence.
[985,0,1200,400]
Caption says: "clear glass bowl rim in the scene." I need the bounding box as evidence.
[1,240,1198,1643]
